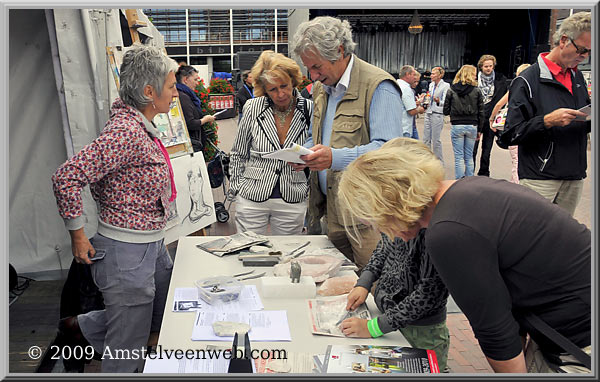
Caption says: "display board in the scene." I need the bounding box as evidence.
[164,153,217,244]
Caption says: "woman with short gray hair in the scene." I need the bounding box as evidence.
[292,15,356,61]
[52,43,179,372]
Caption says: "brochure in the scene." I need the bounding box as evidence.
[323,344,440,373]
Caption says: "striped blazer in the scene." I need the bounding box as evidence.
[229,93,312,203]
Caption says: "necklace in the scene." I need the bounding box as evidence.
[273,99,294,127]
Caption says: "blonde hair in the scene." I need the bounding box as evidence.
[452,65,478,86]
[250,50,303,97]
[516,63,531,76]
[432,66,445,77]
[338,138,445,243]
[477,54,496,70]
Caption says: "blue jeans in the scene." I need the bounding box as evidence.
[411,117,419,140]
[450,124,477,179]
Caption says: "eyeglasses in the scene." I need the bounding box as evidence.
[569,37,591,55]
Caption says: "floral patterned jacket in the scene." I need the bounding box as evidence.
[52,98,171,233]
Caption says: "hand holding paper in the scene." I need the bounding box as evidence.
[574,105,591,122]
[262,143,314,164]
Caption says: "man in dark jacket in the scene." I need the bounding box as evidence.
[504,11,590,216]
[176,66,215,152]
[236,70,254,121]
[472,54,508,177]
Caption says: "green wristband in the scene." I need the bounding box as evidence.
[367,318,384,338]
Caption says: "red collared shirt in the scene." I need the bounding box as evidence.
[541,52,577,94]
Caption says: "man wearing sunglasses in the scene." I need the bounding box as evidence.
[503,11,591,216]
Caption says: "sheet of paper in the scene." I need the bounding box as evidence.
[262,143,313,164]
[143,352,230,373]
[191,310,292,342]
[575,104,591,121]
[213,109,227,117]
[173,285,264,312]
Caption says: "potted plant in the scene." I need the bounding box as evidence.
[195,78,219,161]
[209,78,235,94]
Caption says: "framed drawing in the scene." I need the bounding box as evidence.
[164,153,216,244]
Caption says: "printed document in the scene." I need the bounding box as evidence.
[191,310,292,341]
[262,143,313,164]
[172,285,264,312]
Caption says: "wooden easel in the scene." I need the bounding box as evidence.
[123,9,206,237]
[124,9,147,44]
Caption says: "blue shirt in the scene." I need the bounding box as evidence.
[397,78,417,137]
[304,57,404,194]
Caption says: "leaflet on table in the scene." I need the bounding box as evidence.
[191,310,292,341]
[262,143,314,164]
[307,294,371,337]
[172,285,264,312]
[253,352,317,373]
[196,231,270,257]
[322,345,440,374]
[574,104,591,121]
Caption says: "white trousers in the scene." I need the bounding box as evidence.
[234,196,307,235]
[423,112,445,165]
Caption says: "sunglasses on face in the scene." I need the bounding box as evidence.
[569,37,591,55]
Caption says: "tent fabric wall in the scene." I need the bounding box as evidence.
[354,30,467,75]
[9,9,72,276]
[8,9,137,278]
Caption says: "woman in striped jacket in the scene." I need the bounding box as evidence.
[229,50,313,235]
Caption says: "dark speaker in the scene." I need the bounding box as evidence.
[9,263,18,291]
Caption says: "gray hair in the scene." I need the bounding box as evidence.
[292,16,356,62]
[399,65,416,79]
[552,11,591,47]
[119,44,178,110]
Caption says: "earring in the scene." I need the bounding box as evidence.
[152,101,156,110]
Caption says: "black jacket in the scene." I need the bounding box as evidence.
[443,83,485,132]
[236,85,253,113]
[504,54,591,181]
[178,90,207,152]
[483,72,508,118]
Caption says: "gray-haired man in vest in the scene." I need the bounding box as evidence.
[290,16,405,269]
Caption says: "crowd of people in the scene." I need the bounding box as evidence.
[51,11,591,374]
